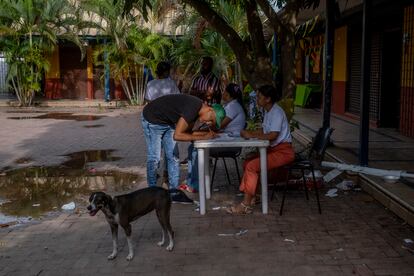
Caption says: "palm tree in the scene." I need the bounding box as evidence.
[80,0,172,105]
[0,0,84,106]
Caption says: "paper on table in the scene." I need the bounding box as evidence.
[213,133,234,141]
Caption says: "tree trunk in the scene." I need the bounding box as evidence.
[182,0,273,90]
[280,31,296,98]
[238,55,273,90]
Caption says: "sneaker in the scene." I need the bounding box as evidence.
[169,189,194,204]
[178,183,198,193]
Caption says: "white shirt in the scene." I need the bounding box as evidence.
[223,99,246,136]
[262,103,292,147]
[145,77,180,101]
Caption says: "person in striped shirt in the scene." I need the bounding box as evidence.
[190,56,221,105]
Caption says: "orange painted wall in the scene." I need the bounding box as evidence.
[45,48,62,99]
[332,26,347,115]
[86,46,94,99]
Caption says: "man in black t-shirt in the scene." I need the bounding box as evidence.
[141,94,225,204]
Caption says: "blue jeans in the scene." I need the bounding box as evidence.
[141,117,180,189]
[186,143,199,190]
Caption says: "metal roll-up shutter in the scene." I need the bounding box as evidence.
[347,28,381,119]
[369,31,381,121]
[346,28,362,115]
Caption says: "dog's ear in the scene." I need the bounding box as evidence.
[102,194,112,205]
[89,192,96,203]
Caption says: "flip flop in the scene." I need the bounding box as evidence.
[226,203,253,215]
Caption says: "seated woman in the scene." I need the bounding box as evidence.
[180,83,246,193]
[227,84,295,214]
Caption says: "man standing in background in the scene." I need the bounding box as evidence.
[190,56,221,105]
[145,62,180,103]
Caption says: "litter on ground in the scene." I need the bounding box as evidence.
[283,238,295,243]
[218,229,248,237]
[336,180,355,191]
[61,202,75,210]
[325,188,338,197]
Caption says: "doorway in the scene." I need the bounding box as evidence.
[59,45,87,99]
[380,30,401,128]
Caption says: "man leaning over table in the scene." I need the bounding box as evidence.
[141,94,225,204]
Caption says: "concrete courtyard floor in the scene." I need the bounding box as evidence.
[0,106,414,275]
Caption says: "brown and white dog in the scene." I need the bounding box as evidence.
[87,187,174,261]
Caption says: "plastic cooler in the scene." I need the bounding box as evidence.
[294,84,322,107]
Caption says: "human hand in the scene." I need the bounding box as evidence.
[240,130,252,139]
[204,130,218,140]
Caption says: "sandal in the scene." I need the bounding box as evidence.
[250,195,261,206]
[226,202,253,214]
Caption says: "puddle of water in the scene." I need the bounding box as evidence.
[14,157,33,164]
[59,150,121,170]
[0,150,141,220]
[7,112,104,121]
[0,169,140,218]
[6,110,47,114]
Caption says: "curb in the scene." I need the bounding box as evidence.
[293,128,414,227]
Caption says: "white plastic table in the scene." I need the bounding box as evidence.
[193,136,269,215]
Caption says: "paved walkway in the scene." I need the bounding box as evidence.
[0,106,414,275]
[293,108,414,227]
[293,108,414,172]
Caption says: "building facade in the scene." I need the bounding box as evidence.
[296,0,414,137]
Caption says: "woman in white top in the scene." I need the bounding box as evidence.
[227,85,295,214]
[180,83,246,193]
[219,83,246,135]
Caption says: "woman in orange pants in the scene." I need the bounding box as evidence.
[227,85,295,214]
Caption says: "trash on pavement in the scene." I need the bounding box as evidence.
[323,169,342,183]
[283,238,295,243]
[306,170,323,179]
[218,229,248,237]
[336,180,355,191]
[402,239,414,254]
[61,202,75,210]
[32,203,40,207]
[325,188,338,197]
